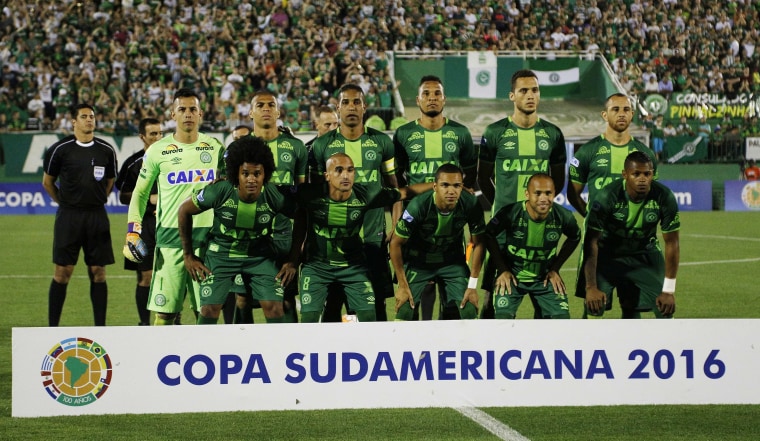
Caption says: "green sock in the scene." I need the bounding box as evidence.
[234,306,254,324]
[301,311,321,323]
[458,302,477,319]
[395,303,414,321]
[494,312,516,319]
[154,316,174,326]
[265,315,285,324]
[356,310,376,322]
[197,315,218,325]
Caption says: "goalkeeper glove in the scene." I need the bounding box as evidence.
[123,222,148,263]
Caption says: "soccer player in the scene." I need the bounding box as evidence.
[583,151,680,319]
[221,123,252,324]
[484,174,581,319]
[291,153,432,322]
[568,93,658,318]
[124,88,225,325]
[115,117,162,326]
[477,69,567,319]
[241,90,307,323]
[311,84,398,321]
[391,164,485,321]
[42,104,118,326]
[178,136,297,324]
[567,93,657,217]
[231,124,251,141]
[392,75,478,320]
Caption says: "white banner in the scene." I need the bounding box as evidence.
[745,137,760,160]
[13,320,760,417]
[533,67,580,87]
[467,52,497,99]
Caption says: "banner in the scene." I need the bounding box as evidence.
[665,136,707,163]
[658,180,713,211]
[745,137,760,160]
[724,180,760,211]
[528,58,580,96]
[0,182,127,214]
[13,320,760,417]
[467,52,498,98]
[668,92,757,121]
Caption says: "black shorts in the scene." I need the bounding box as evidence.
[123,214,156,272]
[53,206,115,267]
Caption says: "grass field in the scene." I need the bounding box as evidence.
[2,212,759,440]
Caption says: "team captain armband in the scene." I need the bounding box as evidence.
[662,278,676,294]
[381,157,396,174]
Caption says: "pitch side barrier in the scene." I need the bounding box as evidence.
[12,320,759,417]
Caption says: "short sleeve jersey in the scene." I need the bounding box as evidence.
[298,183,401,267]
[569,135,658,203]
[127,133,225,248]
[393,119,477,184]
[43,135,118,209]
[395,190,485,266]
[479,117,566,212]
[486,202,581,283]
[191,180,296,259]
[587,179,680,256]
[311,127,396,244]
[265,132,308,186]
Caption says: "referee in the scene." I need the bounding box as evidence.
[42,104,118,326]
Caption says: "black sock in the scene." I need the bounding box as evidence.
[48,280,68,327]
[90,282,108,326]
[234,306,254,324]
[135,285,150,325]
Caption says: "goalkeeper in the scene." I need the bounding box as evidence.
[125,89,225,325]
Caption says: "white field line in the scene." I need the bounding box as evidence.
[453,406,531,441]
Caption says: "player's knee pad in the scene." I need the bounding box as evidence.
[395,303,414,321]
[458,302,477,320]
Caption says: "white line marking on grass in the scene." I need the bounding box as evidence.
[559,256,760,273]
[684,234,760,242]
[453,407,531,441]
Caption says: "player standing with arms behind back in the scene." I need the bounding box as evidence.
[115,117,163,326]
[477,69,567,319]
[568,93,658,318]
[392,75,478,320]
[124,88,225,325]
[43,104,118,326]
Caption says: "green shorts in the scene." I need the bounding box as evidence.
[493,280,570,319]
[404,262,469,305]
[592,252,665,315]
[149,247,201,314]
[300,261,374,314]
[200,252,284,306]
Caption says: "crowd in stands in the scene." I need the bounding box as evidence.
[0,0,758,152]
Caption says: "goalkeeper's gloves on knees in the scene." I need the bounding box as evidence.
[124,222,148,263]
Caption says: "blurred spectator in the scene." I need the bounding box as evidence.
[676,116,693,136]
[744,159,760,181]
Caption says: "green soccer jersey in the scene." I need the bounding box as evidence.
[486,202,581,283]
[298,183,401,267]
[395,190,485,266]
[311,127,396,244]
[569,135,658,204]
[393,119,477,184]
[587,179,680,256]
[127,133,225,248]
[479,117,566,212]
[265,132,308,186]
[191,180,296,258]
